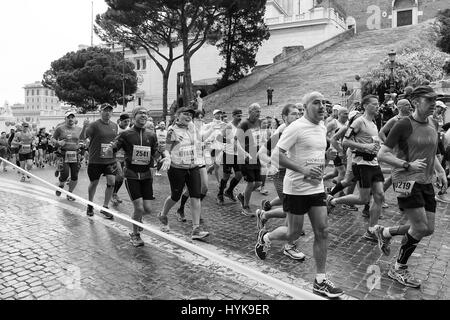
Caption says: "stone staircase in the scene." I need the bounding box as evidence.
[203,20,436,118]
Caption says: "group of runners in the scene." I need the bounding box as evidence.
[1,84,448,299]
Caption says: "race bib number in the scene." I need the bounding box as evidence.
[100,143,113,159]
[132,145,151,165]
[21,145,31,153]
[305,151,325,181]
[393,181,415,197]
[179,145,195,164]
[252,130,261,147]
[65,151,77,163]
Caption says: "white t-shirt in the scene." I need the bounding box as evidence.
[276,117,327,196]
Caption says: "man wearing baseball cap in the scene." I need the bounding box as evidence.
[112,113,132,206]
[377,85,447,288]
[52,110,84,200]
[11,121,35,182]
[81,103,118,219]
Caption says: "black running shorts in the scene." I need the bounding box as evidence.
[125,178,154,201]
[18,152,33,161]
[167,166,202,201]
[355,165,384,188]
[283,193,326,215]
[397,183,436,213]
[241,164,262,183]
[87,163,118,181]
[222,153,241,175]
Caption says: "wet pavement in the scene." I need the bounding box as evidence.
[1,162,450,300]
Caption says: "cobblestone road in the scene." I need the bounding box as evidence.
[1,163,450,300]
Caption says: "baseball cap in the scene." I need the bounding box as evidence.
[100,103,114,111]
[410,86,437,99]
[436,101,447,109]
[176,107,196,117]
[387,100,394,105]
[119,113,130,121]
[213,109,223,115]
[232,109,242,116]
[332,104,342,111]
[65,110,76,118]
[22,122,29,127]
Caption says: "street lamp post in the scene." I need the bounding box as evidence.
[122,45,126,112]
[388,49,397,94]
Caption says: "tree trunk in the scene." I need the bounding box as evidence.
[180,7,193,107]
[162,71,169,118]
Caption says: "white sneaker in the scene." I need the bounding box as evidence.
[155,172,162,176]
[283,244,305,261]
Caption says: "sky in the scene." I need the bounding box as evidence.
[0,0,109,105]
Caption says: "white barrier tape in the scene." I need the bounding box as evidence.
[0,156,325,300]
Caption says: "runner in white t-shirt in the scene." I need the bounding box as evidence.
[255,91,343,298]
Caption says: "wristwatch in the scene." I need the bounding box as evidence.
[402,161,410,171]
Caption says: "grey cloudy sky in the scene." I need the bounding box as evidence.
[0,0,108,105]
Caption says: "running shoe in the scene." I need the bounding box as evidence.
[313,277,344,298]
[362,206,370,218]
[100,207,114,220]
[66,195,76,202]
[224,190,237,202]
[26,176,31,182]
[191,227,209,240]
[259,188,269,196]
[158,212,170,231]
[261,199,272,211]
[129,233,144,247]
[255,229,270,260]
[237,192,245,208]
[374,225,391,256]
[54,170,59,177]
[283,244,305,261]
[387,265,421,288]
[362,229,378,242]
[241,206,253,217]
[55,188,62,197]
[382,202,389,208]
[20,175,25,182]
[342,204,358,211]
[112,194,123,204]
[255,209,266,231]
[86,205,94,217]
[154,172,162,176]
[176,209,187,222]
[216,194,224,205]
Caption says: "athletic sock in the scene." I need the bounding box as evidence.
[113,179,123,194]
[315,273,326,283]
[179,194,189,211]
[218,179,227,195]
[227,177,240,194]
[397,232,420,265]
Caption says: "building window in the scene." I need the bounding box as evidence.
[142,59,146,70]
[31,98,34,102]
[32,89,34,95]
[37,89,40,95]
[45,90,48,96]
[138,97,142,106]
[37,98,39,102]
[136,59,140,70]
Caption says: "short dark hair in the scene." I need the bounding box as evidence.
[361,95,378,108]
[281,103,297,117]
[1,132,5,135]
